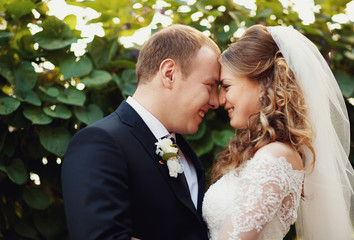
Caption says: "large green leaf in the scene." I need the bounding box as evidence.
[39,86,60,97]
[256,8,273,18]
[122,84,136,99]
[81,70,112,88]
[34,16,77,50]
[113,69,137,98]
[67,0,131,12]
[33,203,67,239]
[64,14,77,29]
[23,187,50,210]
[23,107,53,125]
[302,25,324,37]
[0,95,20,115]
[0,56,15,84]
[87,36,110,68]
[211,129,234,147]
[190,133,214,157]
[214,24,235,43]
[23,92,41,106]
[59,54,93,80]
[334,69,354,98]
[15,90,41,106]
[0,158,28,185]
[57,87,86,106]
[255,0,284,16]
[74,104,104,125]
[5,0,35,18]
[43,105,72,119]
[13,219,38,239]
[106,59,136,71]
[121,68,138,84]
[14,61,37,91]
[39,126,71,156]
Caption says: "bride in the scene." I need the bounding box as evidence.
[202,24,354,239]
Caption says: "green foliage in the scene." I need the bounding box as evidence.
[0,0,353,238]
[34,16,77,50]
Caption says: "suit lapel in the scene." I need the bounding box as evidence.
[176,134,206,215]
[116,102,199,216]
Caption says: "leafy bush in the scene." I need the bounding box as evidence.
[0,0,353,238]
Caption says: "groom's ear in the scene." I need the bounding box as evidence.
[159,59,176,89]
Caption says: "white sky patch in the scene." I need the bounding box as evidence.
[186,0,197,5]
[332,13,350,23]
[27,23,43,35]
[233,0,257,10]
[46,0,354,49]
[348,98,354,106]
[119,12,173,48]
[347,1,354,21]
[279,0,316,24]
[233,28,245,38]
[30,172,41,185]
[47,0,103,55]
[178,5,191,13]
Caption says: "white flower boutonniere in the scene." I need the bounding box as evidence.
[155,138,183,178]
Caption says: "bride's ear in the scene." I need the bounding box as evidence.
[159,59,176,89]
[258,82,266,99]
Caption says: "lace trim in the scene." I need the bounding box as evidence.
[226,151,304,239]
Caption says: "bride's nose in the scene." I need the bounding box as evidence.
[218,89,226,106]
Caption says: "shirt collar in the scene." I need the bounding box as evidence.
[126,96,169,140]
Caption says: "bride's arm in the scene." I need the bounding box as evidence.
[217,153,294,240]
[218,215,259,240]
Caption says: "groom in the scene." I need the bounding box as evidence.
[61,24,220,240]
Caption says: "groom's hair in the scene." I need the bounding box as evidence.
[136,24,220,85]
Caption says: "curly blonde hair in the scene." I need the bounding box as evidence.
[211,25,315,183]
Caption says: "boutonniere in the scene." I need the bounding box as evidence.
[155,138,183,178]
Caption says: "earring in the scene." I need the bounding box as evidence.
[259,95,265,104]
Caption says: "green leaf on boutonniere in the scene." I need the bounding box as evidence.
[162,153,177,161]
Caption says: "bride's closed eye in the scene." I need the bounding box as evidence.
[221,84,230,90]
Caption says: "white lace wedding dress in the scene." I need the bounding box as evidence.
[202,150,304,240]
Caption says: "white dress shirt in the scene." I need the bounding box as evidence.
[126,96,199,208]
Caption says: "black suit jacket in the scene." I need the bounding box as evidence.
[62,101,209,240]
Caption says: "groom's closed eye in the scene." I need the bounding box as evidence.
[204,80,217,91]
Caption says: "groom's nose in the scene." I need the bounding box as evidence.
[208,89,219,109]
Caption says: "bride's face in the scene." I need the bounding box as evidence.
[219,66,262,129]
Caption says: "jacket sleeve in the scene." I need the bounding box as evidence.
[61,126,131,240]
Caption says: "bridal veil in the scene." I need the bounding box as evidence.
[267,26,354,240]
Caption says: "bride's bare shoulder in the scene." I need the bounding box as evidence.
[256,142,303,170]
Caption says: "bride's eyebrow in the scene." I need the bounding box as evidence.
[220,79,229,85]
[220,78,233,83]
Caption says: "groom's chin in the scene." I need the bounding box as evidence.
[187,125,200,135]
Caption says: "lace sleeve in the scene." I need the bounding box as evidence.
[219,152,297,240]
